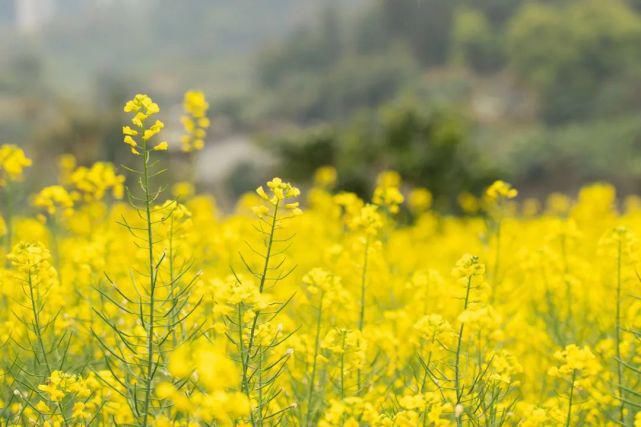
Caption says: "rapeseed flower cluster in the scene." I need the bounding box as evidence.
[0,144,31,186]
[180,90,210,152]
[2,92,641,426]
[123,93,167,154]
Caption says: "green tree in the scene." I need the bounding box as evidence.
[451,7,504,73]
[506,0,641,123]
[267,102,498,210]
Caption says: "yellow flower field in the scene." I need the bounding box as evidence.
[2,93,641,426]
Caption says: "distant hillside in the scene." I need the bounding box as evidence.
[0,0,364,98]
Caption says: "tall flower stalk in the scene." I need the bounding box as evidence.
[300,268,343,425]
[228,177,301,425]
[8,242,61,378]
[93,94,200,425]
[451,254,485,426]
[548,345,599,427]
[125,94,168,425]
[484,180,517,303]
[347,204,381,394]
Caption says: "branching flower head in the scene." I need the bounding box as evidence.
[0,144,32,187]
[452,254,485,281]
[334,191,364,224]
[254,177,302,217]
[122,93,167,154]
[7,241,58,291]
[152,200,193,241]
[599,225,638,259]
[322,328,367,371]
[485,180,518,201]
[69,162,125,201]
[7,241,53,274]
[484,349,523,385]
[302,268,350,308]
[413,314,456,351]
[181,90,210,152]
[33,185,76,218]
[37,371,92,403]
[348,204,383,237]
[548,344,600,383]
[373,170,404,214]
[302,268,339,295]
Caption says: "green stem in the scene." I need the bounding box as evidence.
[257,345,264,427]
[616,239,625,426]
[142,145,157,427]
[28,271,51,377]
[56,401,70,427]
[357,236,370,394]
[454,275,473,427]
[306,293,324,426]
[565,370,576,427]
[238,304,248,395]
[241,201,279,416]
[169,215,177,345]
[340,331,346,400]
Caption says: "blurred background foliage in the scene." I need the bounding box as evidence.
[3,0,641,210]
[266,103,497,210]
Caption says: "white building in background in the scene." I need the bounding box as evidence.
[15,0,55,33]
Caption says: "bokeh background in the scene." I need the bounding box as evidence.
[3,0,641,210]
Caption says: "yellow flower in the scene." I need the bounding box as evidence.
[35,401,50,412]
[372,170,404,214]
[408,187,432,214]
[254,177,302,215]
[122,94,165,155]
[33,185,75,217]
[153,141,169,151]
[0,144,32,186]
[7,241,53,273]
[314,166,337,188]
[143,120,165,141]
[181,90,210,152]
[122,126,138,136]
[69,161,125,201]
[485,180,518,201]
[548,344,600,378]
[452,254,485,279]
[38,383,64,402]
[348,204,382,236]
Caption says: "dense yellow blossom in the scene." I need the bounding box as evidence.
[122,93,167,154]
[69,161,125,201]
[2,96,641,426]
[485,179,518,200]
[180,90,210,152]
[373,170,404,214]
[33,185,75,217]
[0,144,31,186]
